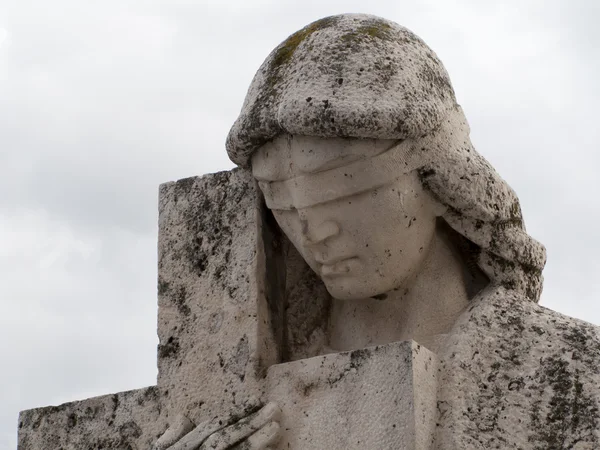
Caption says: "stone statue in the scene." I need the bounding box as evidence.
[157,12,550,449]
[18,13,600,450]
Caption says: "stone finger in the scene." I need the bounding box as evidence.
[167,418,226,450]
[164,399,267,450]
[199,403,281,450]
[244,421,280,449]
[153,415,195,450]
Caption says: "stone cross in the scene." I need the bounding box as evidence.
[18,170,438,449]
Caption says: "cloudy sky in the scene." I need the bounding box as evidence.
[1,0,598,448]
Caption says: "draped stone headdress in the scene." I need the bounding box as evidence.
[226,14,546,302]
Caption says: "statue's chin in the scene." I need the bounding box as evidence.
[319,260,414,301]
[323,279,393,301]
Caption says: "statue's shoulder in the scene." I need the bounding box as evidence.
[437,288,600,449]
[459,287,600,360]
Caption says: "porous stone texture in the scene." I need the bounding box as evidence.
[226,14,456,167]
[280,241,331,362]
[18,387,166,450]
[156,169,278,425]
[266,341,438,450]
[436,287,600,450]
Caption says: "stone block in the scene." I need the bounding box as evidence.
[267,340,438,450]
[156,169,281,424]
[17,387,166,450]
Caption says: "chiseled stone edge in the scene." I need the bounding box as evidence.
[18,386,166,450]
[156,169,277,425]
[266,340,438,449]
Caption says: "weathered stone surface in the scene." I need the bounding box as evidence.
[156,169,278,425]
[281,243,331,362]
[18,386,166,450]
[267,341,438,450]
[226,14,456,167]
[435,287,600,450]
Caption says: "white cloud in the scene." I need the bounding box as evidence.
[0,28,7,48]
[0,212,158,449]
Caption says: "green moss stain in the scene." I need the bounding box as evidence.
[239,16,340,153]
[341,21,394,43]
[271,16,337,69]
[360,22,393,39]
[263,16,338,96]
[236,15,411,159]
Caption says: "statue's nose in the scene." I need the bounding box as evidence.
[298,210,340,246]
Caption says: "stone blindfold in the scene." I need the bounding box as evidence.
[257,132,438,211]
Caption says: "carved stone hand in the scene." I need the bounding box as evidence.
[153,402,281,450]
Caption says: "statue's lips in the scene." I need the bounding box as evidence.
[319,257,358,277]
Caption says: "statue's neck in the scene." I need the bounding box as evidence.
[326,228,471,354]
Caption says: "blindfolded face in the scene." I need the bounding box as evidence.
[252,135,445,300]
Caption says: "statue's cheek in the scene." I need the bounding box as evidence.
[271,209,318,267]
